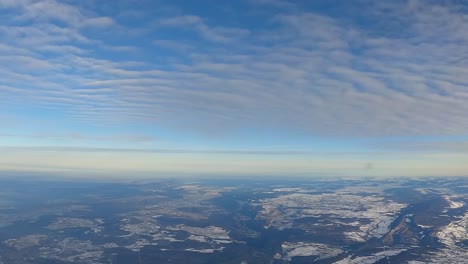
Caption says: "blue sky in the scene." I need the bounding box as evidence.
[1,0,467,178]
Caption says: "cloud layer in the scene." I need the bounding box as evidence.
[1,0,468,137]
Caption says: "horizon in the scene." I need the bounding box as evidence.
[1,0,468,178]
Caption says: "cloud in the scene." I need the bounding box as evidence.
[80,17,115,28]
[0,133,156,143]
[0,146,317,155]
[11,0,84,25]
[249,0,296,9]
[370,138,468,154]
[153,39,194,52]
[159,15,250,42]
[3,0,115,28]
[1,0,468,140]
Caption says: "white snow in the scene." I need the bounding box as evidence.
[444,196,465,209]
[281,242,343,261]
[436,212,468,246]
[256,187,406,241]
[333,249,406,264]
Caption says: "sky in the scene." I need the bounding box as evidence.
[0,0,467,178]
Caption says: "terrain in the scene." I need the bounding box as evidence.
[0,177,466,263]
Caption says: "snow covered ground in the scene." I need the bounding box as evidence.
[256,186,406,241]
[334,249,407,264]
[436,212,468,246]
[281,242,343,261]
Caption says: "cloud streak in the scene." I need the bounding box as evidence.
[1,1,466,137]
[1,1,467,137]
[0,133,155,143]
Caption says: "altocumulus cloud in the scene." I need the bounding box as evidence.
[1,0,467,137]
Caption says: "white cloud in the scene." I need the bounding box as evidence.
[0,133,156,143]
[159,15,250,42]
[249,0,296,8]
[14,0,84,25]
[1,0,468,139]
[80,17,115,28]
